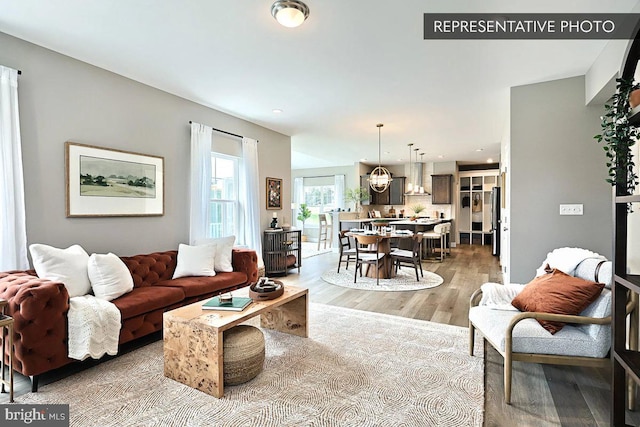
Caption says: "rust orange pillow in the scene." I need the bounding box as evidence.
[511,268,604,334]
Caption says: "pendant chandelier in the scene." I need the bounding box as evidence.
[406,143,414,193]
[369,123,392,193]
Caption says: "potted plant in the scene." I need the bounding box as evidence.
[297,203,312,241]
[595,77,640,197]
[410,204,426,219]
[344,187,370,218]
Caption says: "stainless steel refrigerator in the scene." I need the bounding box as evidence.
[491,187,500,256]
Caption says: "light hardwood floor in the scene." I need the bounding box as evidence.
[2,244,639,426]
[284,244,638,427]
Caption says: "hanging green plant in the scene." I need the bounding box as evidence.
[594,77,640,196]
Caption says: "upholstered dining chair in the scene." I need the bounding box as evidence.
[353,234,385,286]
[337,230,356,273]
[390,232,423,281]
[468,254,636,404]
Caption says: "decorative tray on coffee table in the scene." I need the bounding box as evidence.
[249,278,284,301]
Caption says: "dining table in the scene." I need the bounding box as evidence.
[346,229,416,279]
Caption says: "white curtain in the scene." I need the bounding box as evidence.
[334,174,345,211]
[0,66,28,270]
[240,137,261,255]
[293,177,304,228]
[189,122,212,244]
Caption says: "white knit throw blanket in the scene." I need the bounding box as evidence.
[479,282,525,311]
[535,247,606,277]
[68,295,121,361]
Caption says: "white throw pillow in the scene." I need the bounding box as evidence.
[172,243,217,279]
[88,253,134,301]
[193,236,236,272]
[29,244,91,297]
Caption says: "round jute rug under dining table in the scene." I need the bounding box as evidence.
[320,266,443,291]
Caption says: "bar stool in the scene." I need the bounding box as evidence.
[422,224,446,262]
[0,298,14,402]
[442,222,451,257]
[317,213,332,250]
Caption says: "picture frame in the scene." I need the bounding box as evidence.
[65,141,164,217]
[266,177,282,210]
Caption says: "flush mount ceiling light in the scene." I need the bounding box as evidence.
[271,0,310,28]
[369,123,392,193]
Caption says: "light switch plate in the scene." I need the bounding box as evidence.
[559,204,583,215]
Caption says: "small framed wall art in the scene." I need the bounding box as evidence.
[66,141,164,217]
[266,177,282,210]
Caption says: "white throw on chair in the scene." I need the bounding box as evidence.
[422,224,446,261]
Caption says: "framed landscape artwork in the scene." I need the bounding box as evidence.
[66,142,164,217]
[266,177,282,210]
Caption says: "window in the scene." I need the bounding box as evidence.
[303,184,335,225]
[209,154,239,238]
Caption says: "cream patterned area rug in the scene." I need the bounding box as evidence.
[18,304,483,427]
[301,241,333,259]
[321,266,444,291]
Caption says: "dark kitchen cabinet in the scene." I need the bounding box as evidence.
[431,174,452,204]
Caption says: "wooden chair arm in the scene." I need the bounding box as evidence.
[508,311,610,331]
[469,288,483,308]
[507,294,636,335]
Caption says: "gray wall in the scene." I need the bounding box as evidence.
[0,32,291,257]
[510,76,612,282]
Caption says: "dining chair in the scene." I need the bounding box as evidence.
[353,234,385,286]
[337,230,356,273]
[390,232,423,281]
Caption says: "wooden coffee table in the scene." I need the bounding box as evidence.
[163,285,308,398]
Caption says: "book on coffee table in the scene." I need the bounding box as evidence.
[202,296,253,312]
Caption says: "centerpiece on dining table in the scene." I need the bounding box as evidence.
[370,219,392,235]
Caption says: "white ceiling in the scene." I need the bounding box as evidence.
[0,0,638,169]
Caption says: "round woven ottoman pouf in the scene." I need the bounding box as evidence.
[223,325,265,386]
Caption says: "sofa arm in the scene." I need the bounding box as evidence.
[0,272,71,376]
[232,249,259,285]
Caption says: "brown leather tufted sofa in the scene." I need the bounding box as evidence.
[0,248,258,391]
